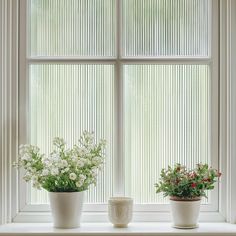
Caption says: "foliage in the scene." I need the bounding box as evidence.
[14,131,106,192]
[155,163,221,199]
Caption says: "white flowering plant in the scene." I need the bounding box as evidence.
[14,131,106,192]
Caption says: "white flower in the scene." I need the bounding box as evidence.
[92,156,102,165]
[77,159,85,168]
[75,174,86,188]
[51,168,59,176]
[71,155,78,162]
[69,173,77,180]
[31,176,38,182]
[86,159,91,166]
[79,174,86,181]
[51,152,60,161]
[91,168,97,177]
[76,181,83,188]
[23,174,31,181]
[31,167,37,173]
[60,160,68,168]
[21,154,31,161]
[42,169,49,176]
[64,149,70,156]
[78,148,86,156]
[61,167,70,174]
[86,153,93,158]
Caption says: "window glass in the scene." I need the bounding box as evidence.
[124,64,210,203]
[30,64,116,203]
[122,0,209,57]
[29,0,116,56]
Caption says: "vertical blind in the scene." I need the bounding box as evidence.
[28,0,212,204]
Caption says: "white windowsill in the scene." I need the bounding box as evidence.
[0,223,236,236]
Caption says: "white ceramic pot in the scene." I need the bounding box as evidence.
[170,198,201,229]
[108,197,133,228]
[49,191,84,228]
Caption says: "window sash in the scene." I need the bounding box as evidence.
[18,0,219,214]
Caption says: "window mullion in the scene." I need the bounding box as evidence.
[113,0,124,196]
[26,58,212,65]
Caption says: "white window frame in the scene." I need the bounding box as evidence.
[1,0,234,224]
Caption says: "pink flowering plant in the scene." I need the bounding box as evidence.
[155,164,221,200]
[14,131,106,192]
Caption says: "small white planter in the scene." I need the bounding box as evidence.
[49,191,84,228]
[108,197,133,227]
[170,198,201,229]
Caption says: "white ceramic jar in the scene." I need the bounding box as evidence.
[108,197,133,227]
[49,191,84,228]
[170,198,201,229]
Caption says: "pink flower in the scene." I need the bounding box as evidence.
[189,172,197,178]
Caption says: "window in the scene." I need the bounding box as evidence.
[19,0,219,218]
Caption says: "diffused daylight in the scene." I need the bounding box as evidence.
[1,0,236,235]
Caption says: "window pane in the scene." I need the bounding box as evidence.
[29,0,116,57]
[122,0,210,57]
[29,64,116,203]
[124,64,210,203]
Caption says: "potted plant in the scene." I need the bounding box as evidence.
[155,163,221,229]
[14,131,106,228]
